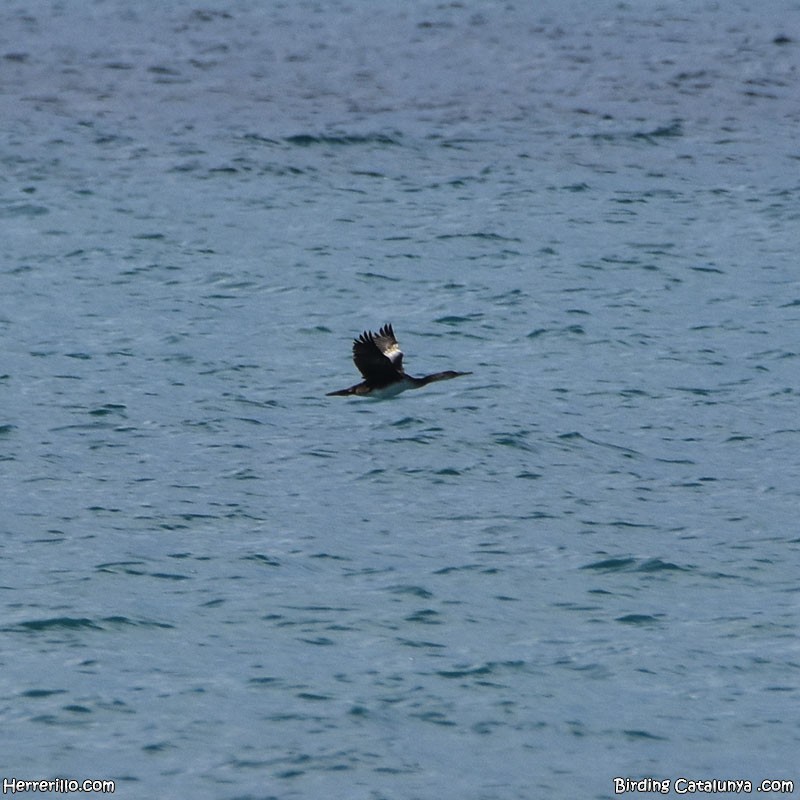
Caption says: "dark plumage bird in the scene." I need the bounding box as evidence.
[326,323,471,398]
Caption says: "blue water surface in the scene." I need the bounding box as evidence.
[2,1,799,798]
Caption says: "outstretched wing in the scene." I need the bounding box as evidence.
[352,323,405,382]
[371,324,404,369]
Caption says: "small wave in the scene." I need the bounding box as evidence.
[284,133,400,147]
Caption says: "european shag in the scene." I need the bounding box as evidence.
[326,323,471,398]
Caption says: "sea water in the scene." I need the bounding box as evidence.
[1,1,799,798]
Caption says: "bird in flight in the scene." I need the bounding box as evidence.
[326,323,471,398]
